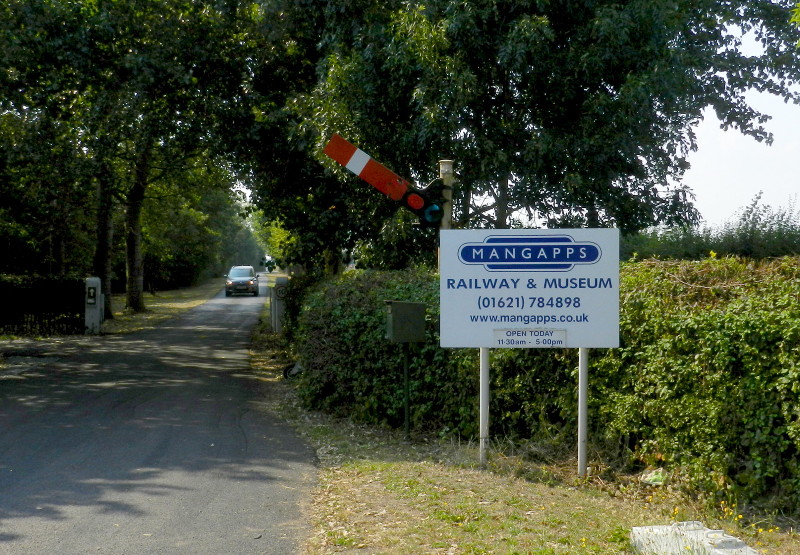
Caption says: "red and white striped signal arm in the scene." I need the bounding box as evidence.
[323,134,427,209]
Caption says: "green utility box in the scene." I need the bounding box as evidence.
[385,301,427,343]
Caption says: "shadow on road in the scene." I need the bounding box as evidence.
[0,286,315,553]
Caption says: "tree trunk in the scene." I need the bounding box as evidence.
[125,140,152,313]
[93,168,115,320]
[323,247,341,275]
[48,196,67,277]
[460,178,472,227]
[587,205,600,227]
[496,174,510,229]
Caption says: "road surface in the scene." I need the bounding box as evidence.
[0,281,316,554]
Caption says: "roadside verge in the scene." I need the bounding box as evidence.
[248,319,799,554]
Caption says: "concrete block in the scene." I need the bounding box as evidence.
[631,521,758,554]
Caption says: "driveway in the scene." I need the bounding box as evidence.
[0,283,316,554]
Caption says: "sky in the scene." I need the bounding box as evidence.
[683,90,800,228]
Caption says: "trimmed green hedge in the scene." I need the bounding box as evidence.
[292,268,477,435]
[597,257,800,508]
[289,257,800,509]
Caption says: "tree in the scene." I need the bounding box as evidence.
[303,0,800,237]
[6,0,798,285]
[1,0,272,310]
[142,158,254,289]
[0,106,97,277]
[0,1,99,278]
[217,0,368,274]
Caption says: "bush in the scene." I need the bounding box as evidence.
[620,195,800,261]
[597,257,800,508]
[715,196,800,258]
[288,258,800,510]
[291,268,478,435]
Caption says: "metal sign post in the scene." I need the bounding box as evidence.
[438,160,454,231]
[385,301,427,441]
[578,347,589,478]
[479,346,490,467]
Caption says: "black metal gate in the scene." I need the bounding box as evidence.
[0,277,85,335]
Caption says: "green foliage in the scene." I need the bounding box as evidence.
[142,169,257,289]
[304,0,800,234]
[0,109,96,276]
[621,227,715,261]
[714,196,800,258]
[596,258,800,509]
[248,216,302,272]
[5,0,800,287]
[249,212,286,263]
[489,348,578,447]
[290,260,800,510]
[351,210,439,270]
[291,268,477,435]
[621,195,800,260]
[1,0,272,303]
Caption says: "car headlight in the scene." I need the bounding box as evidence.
[226,280,233,285]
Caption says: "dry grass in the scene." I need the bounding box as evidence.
[250,324,800,555]
[101,280,224,334]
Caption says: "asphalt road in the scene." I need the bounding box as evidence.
[0,281,316,554]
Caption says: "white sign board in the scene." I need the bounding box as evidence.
[440,229,620,348]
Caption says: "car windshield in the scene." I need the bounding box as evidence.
[229,268,252,278]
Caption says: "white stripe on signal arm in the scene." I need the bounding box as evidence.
[345,149,370,176]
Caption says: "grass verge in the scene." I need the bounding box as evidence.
[101,280,223,334]
[250,320,800,554]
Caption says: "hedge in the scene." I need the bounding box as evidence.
[596,257,800,508]
[291,268,478,435]
[289,257,800,510]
